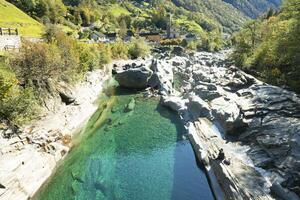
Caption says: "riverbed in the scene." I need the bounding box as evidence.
[34,86,214,200]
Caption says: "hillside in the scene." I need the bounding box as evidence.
[0,0,44,37]
[222,0,282,18]
[231,0,300,92]
[172,0,248,33]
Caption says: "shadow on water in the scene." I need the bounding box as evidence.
[111,86,144,96]
[156,105,215,200]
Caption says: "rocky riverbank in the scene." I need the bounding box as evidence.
[0,66,111,200]
[113,49,300,200]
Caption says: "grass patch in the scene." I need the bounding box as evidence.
[107,4,130,17]
[0,0,44,37]
[175,16,206,37]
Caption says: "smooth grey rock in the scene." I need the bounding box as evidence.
[187,95,212,119]
[161,96,187,112]
[124,98,135,112]
[149,60,173,95]
[210,97,246,133]
[193,84,221,101]
[59,92,76,105]
[114,66,153,89]
[271,182,300,200]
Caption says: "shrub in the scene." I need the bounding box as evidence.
[110,39,129,59]
[160,38,182,46]
[128,38,150,59]
[97,44,112,65]
[10,42,64,86]
[0,67,39,126]
[186,41,199,50]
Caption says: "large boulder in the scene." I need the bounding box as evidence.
[148,60,173,95]
[193,83,221,101]
[171,46,184,56]
[210,97,246,133]
[161,96,187,112]
[187,95,212,119]
[114,66,153,89]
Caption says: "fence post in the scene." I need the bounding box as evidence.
[0,28,2,35]
[8,28,11,35]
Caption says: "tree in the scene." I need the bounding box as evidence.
[118,19,128,40]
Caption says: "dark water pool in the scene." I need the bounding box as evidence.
[34,88,214,200]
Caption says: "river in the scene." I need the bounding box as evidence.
[34,86,214,200]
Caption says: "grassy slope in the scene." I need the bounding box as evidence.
[108,4,130,17]
[0,0,44,37]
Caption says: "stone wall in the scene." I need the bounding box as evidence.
[0,35,21,50]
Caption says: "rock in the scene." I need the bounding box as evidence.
[210,97,246,133]
[171,46,184,56]
[161,96,187,112]
[187,95,212,119]
[3,129,14,139]
[271,182,300,200]
[59,92,76,105]
[124,98,135,112]
[193,83,221,101]
[149,60,173,95]
[0,183,5,189]
[114,66,153,89]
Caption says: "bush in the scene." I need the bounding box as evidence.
[0,67,39,126]
[186,40,199,50]
[161,38,182,46]
[97,43,112,65]
[128,38,150,59]
[10,41,64,86]
[110,39,129,59]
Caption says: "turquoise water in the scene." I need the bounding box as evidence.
[35,87,214,200]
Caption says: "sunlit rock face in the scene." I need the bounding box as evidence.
[158,50,300,198]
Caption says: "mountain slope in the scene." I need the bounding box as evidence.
[0,0,44,37]
[172,0,248,33]
[222,0,282,18]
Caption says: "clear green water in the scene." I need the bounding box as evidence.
[34,87,214,200]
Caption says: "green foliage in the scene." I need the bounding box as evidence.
[110,39,129,59]
[128,38,150,59]
[1,25,115,125]
[222,0,281,19]
[8,0,67,23]
[97,43,111,65]
[151,4,169,29]
[11,26,110,86]
[118,19,128,39]
[231,0,300,92]
[10,41,64,85]
[0,66,39,126]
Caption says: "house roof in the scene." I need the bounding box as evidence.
[92,32,105,37]
[139,32,160,37]
[185,33,197,38]
[105,32,117,37]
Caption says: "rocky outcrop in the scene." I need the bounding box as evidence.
[155,50,300,199]
[114,66,153,89]
[210,97,246,133]
[113,58,174,95]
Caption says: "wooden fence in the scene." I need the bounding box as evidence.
[0,28,19,36]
